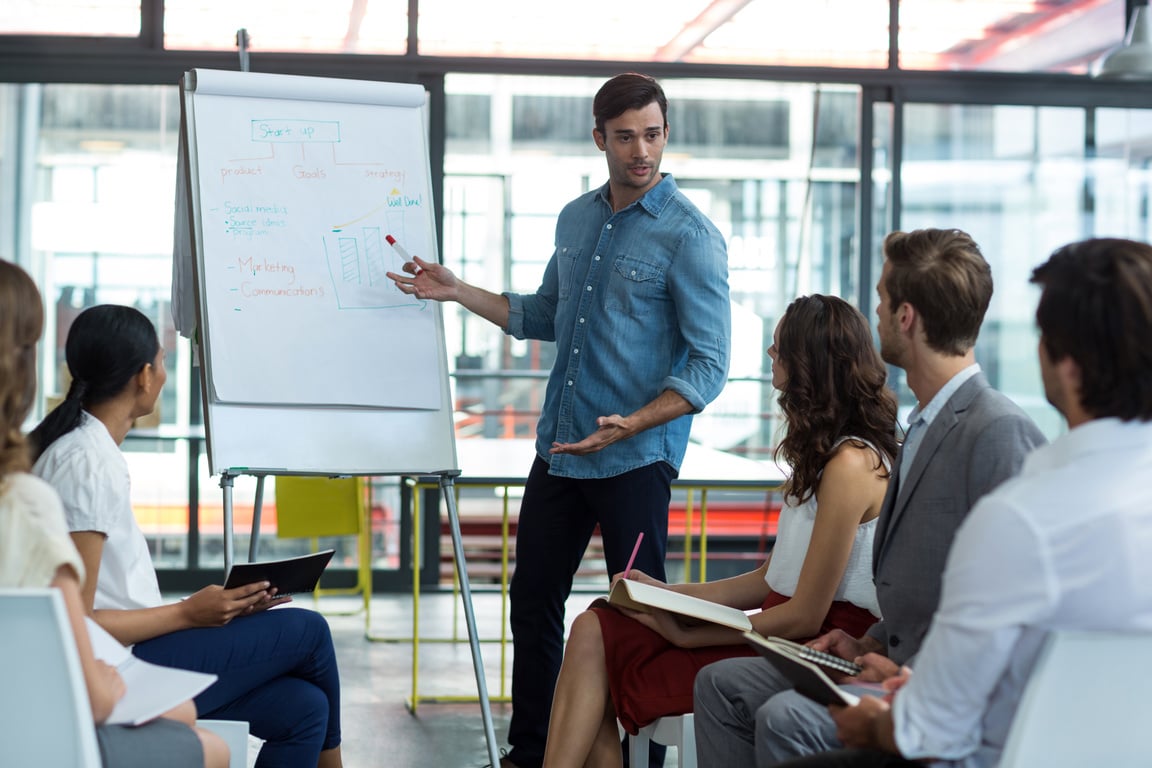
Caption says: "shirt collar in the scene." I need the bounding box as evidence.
[595,173,676,218]
[907,362,981,431]
[1028,417,1152,474]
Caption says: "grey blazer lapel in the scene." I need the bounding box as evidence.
[871,447,902,573]
[874,374,989,569]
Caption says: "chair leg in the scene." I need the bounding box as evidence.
[678,715,697,768]
[629,730,650,768]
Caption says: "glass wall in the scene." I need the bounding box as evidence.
[2,81,401,575]
[443,75,862,460]
[2,0,1150,587]
[894,102,1152,436]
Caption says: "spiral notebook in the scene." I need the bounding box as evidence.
[743,631,861,707]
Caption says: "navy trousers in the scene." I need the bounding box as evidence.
[505,456,674,768]
[131,606,341,768]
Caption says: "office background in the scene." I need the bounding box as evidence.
[3,0,1152,592]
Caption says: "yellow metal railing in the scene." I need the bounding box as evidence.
[391,476,781,709]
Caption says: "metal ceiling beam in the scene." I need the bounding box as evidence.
[939,0,1121,71]
[652,0,756,62]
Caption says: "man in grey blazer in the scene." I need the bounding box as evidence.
[693,228,1047,768]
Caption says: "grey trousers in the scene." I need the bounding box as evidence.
[96,719,203,768]
[693,657,875,768]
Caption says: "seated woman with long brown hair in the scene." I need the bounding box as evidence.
[542,294,899,768]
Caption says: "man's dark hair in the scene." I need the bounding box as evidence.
[1031,238,1152,421]
[882,228,993,356]
[593,73,668,136]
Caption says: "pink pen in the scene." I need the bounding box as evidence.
[622,532,644,580]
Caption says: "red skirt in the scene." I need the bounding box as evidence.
[592,590,877,734]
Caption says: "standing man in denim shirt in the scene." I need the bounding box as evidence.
[388,73,731,768]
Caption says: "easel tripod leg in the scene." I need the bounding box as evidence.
[441,474,501,766]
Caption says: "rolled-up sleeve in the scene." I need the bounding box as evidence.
[504,251,559,342]
[662,224,730,412]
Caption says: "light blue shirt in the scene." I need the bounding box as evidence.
[899,363,981,487]
[504,174,731,479]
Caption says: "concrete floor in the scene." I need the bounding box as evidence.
[317,589,609,768]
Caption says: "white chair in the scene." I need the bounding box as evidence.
[0,588,102,767]
[629,713,696,768]
[197,718,250,768]
[999,629,1152,767]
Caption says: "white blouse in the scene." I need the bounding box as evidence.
[764,437,885,617]
[0,472,84,589]
[33,411,162,610]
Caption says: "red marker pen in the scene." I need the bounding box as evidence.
[386,234,422,275]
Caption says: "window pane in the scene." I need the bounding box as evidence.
[1093,109,1152,242]
[896,103,1110,439]
[444,74,862,460]
[423,1,890,68]
[899,0,1126,73]
[1,0,140,36]
[164,0,407,53]
[18,83,196,567]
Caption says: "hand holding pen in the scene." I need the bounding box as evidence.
[384,234,460,301]
[610,532,646,590]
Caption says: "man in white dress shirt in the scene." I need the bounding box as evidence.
[770,236,1152,768]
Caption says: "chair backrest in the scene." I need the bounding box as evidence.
[275,475,365,539]
[0,588,102,767]
[999,629,1152,767]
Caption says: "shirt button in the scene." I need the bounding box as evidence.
[573,348,579,354]
[630,270,637,277]
[561,247,567,253]
[890,636,901,647]
[606,224,613,230]
[579,317,585,323]
[567,380,573,386]
[594,255,600,261]
[586,285,592,291]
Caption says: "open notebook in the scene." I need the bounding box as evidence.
[743,631,860,707]
[607,579,753,632]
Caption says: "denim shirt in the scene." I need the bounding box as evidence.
[504,174,731,479]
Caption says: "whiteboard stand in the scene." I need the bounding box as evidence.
[248,473,267,563]
[217,471,267,573]
[218,469,502,767]
[178,68,494,762]
[438,471,502,767]
[219,473,236,573]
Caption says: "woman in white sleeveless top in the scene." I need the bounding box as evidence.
[543,295,899,767]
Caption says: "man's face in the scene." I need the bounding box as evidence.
[594,101,667,199]
[876,259,905,366]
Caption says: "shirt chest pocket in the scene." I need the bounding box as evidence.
[556,245,581,300]
[605,255,666,316]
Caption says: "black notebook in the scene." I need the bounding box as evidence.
[751,634,864,676]
[743,631,861,707]
[223,549,335,595]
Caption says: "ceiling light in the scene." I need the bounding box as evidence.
[1094,5,1152,80]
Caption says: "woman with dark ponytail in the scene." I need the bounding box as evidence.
[32,305,345,768]
[30,304,159,461]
